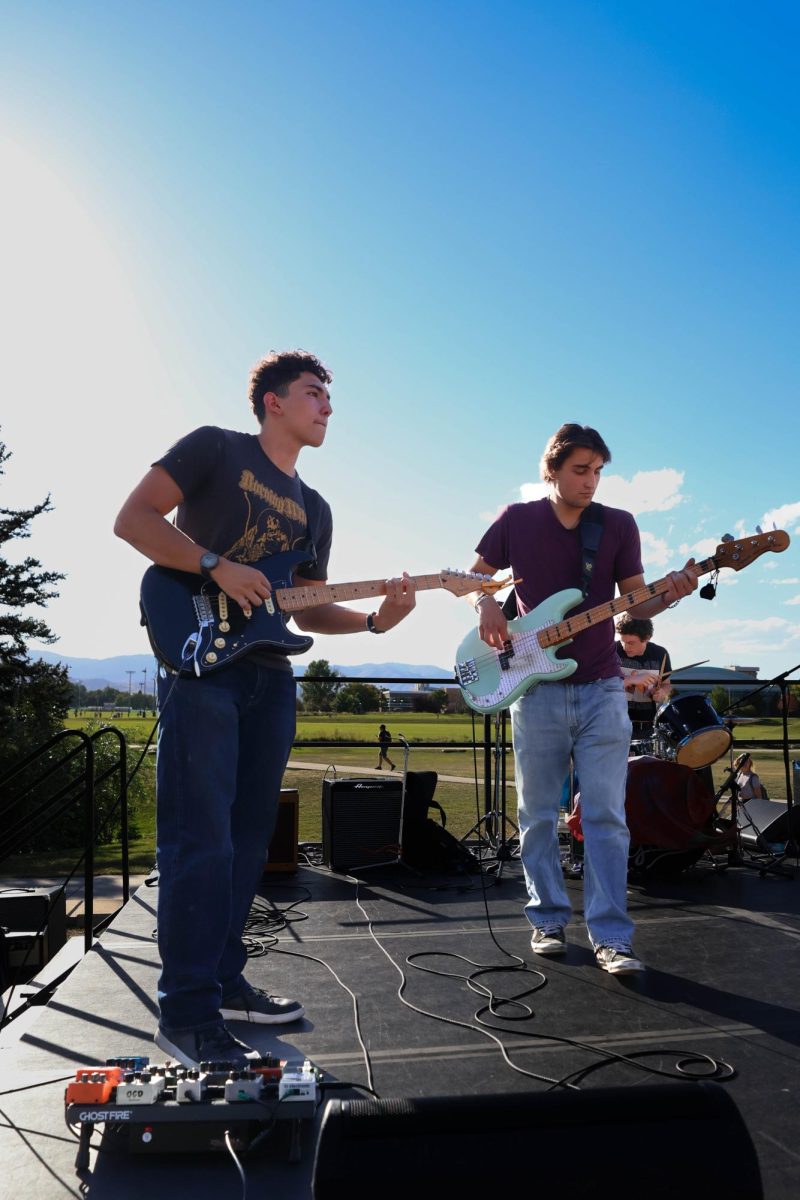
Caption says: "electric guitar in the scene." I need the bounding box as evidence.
[454,530,790,715]
[140,548,511,676]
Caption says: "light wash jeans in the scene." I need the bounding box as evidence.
[511,677,634,950]
[155,660,296,1033]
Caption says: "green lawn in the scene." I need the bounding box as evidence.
[3,711,796,877]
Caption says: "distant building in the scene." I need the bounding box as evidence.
[670,665,778,713]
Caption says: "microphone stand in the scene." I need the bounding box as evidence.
[716,662,799,867]
[715,757,791,879]
[349,735,420,877]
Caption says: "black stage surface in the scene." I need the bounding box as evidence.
[2,850,800,1199]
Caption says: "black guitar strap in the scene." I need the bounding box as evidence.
[578,501,605,599]
[298,478,319,573]
[501,501,605,618]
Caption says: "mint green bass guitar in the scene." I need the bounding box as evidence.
[454,531,788,714]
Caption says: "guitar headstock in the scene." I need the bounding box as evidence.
[713,530,790,571]
[439,570,519,597]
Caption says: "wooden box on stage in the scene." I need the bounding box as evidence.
[265,788,299,874]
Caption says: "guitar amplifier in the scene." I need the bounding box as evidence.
[265,789,299,874]
[0,885,67,968]
[322,777,403,871]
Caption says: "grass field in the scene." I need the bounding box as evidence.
[3,711,797,877]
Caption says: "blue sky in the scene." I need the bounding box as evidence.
[1,0,798,680]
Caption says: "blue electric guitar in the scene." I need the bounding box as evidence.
[140,549,511,676]
[454,530,789,714]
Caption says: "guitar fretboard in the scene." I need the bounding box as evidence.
[276,573,476,612]
[537,555,716,649]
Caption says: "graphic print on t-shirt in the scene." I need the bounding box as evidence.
[225,468,310,564]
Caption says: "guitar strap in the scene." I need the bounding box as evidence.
[298,478,319,573]
[501,500,605,618]
[578,501,605,599]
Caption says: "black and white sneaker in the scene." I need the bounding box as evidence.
[155,1023,261,1069]
[530,927,566,955]
[595,945,644,974]
[220,984,305,1025]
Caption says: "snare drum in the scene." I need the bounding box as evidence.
[654,693,732,769]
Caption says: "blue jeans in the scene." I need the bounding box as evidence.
[511,677,634,949]
[155,660,296,1033]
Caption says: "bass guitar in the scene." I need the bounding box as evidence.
[141,548,511,676]
[454,530,789,715]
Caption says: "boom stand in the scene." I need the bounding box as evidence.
[717,661,800,869]
[714,752,791,879]
[351,735,420,877]
[461,710,519,881]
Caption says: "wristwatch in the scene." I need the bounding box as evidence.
[199,551,221,579]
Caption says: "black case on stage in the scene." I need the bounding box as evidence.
[738,796,800,849]
[322,777,403,871]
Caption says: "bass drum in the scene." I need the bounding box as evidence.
[654,693,732,769]
[625,755,732,879]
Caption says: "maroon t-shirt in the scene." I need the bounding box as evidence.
[476,498,643,683]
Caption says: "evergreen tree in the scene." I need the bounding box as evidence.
[0,434,70,775]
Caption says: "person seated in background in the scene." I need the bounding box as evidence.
[615,614,672,743]
[734,752,765,800]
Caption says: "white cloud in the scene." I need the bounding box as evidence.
[761,500,800,533]
[518,482,548,503]
[597,469,684,515]
[518,468,684,516]
[639,531,672,567]
[760,577,800,586]
[785,595,800,606]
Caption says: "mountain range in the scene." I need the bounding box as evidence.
[34,651,453,691]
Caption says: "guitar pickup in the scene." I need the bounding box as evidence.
[498,640,514,671]
[455,659,479,687]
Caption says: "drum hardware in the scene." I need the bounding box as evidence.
[653,693,732,769]
[461,709,519,878]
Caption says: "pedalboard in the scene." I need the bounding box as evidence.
[65,1055,321,1167]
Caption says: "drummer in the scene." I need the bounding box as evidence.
[615,615,672,743]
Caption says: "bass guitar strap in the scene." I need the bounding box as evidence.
[578,501,605,599]
[502,500,605,618]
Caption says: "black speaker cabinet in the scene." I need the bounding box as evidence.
[322,777,402,870]
[0,885,67,968]
[265,788,299,874]
[313,1083,763,1199]
[738,797,800,850]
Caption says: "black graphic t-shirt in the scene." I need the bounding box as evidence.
[154,426,333,668]
[615,639,672,730]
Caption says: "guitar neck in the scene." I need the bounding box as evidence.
[276,573,454,613]
[538,555,716,649]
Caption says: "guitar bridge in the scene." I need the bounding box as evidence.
[455,659,479,687]
[193,594,215,626]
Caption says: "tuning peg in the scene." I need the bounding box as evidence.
[721,533,734,542]
[755,525,763,534]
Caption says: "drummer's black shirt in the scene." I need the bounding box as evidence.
[615,639,672,731]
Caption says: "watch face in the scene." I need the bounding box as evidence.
[200,552,219,573]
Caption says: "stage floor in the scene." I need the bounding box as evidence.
[2,848,799,1199]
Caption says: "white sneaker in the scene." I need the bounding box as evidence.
[530,927,566,955]
[595,945,644,974]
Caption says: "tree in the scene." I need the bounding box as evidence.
[300,659,340,712]
[412,688,448,714]
[334,682,383,714]
[0,434,70,776]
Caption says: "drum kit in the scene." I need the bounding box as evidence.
[630,692,753,769]
[623,693,762,877]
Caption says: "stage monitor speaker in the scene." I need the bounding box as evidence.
[738,797,800,850]
[0,885,67,967]
[265,788,299,874]
[313,1083,763,1200]
[321,777,402,870]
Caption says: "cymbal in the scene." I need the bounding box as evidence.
[721,715,759,725]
